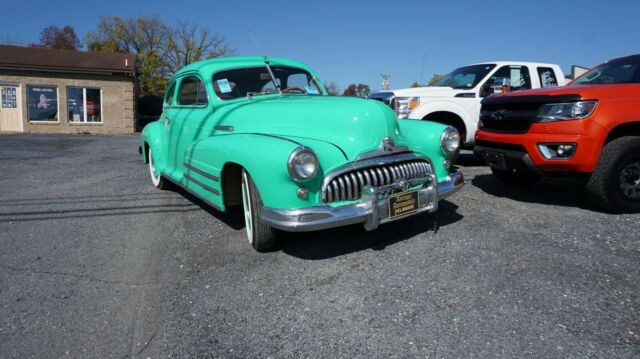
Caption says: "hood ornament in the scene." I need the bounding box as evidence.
[381,135,396,152]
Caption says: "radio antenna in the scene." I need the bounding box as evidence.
[248,30,281,94]
[420,52,426,85]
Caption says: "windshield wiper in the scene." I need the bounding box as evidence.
[246,90,277,99]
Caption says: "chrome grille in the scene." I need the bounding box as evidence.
[322,159,433,203]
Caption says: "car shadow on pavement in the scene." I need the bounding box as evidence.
[472,174,600,211]
[279,200,463,260]
[170,185,245,230]
[456,152,484,167]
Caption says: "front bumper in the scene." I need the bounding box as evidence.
[260,169,464,232]
[475,123,603,173]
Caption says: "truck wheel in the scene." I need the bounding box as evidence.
[241,169,279,252]
[586,136,640,213]
[148,149,171,190]
[491,167,541,186]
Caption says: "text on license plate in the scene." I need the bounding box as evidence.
[388,190,419,218]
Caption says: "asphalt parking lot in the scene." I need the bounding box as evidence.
[1,134,639,358]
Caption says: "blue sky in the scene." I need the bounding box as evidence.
[1,0,638,91]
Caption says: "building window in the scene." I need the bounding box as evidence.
[27,85,58,121]
[1,87,17,108]
[68,87,102,123]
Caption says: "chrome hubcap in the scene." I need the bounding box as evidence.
[241,172,253,242]
[619,160,640,199]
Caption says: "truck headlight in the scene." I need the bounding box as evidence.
[440,126,460,156]
[536,101,598,122]
[288,146,318,182]
[395,97,420,119]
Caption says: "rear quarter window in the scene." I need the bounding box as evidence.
[538,67,559,88]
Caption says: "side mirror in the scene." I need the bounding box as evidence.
[481,78,511,97]
[479,82,493,98]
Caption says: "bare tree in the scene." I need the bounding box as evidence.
[427,74,444,86]
[164,22,234,75]
[31,25,81,50]
[324,81,340,96]
[86,16,233,96]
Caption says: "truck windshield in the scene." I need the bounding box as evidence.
[572,56,640,86]
[432,64,496,89]
[212,66,323,99]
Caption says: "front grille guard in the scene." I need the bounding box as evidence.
[321,153,435,204]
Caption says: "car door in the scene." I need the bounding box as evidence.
[168,73,210,181]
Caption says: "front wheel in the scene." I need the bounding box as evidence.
[586,136,640,213]
[491,167,541,186]
[241,169,279,252]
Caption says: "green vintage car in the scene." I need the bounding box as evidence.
[141,56,464,251]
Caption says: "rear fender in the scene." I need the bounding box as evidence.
[140,121,168,171]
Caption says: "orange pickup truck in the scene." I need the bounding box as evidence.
[475,54,640,212]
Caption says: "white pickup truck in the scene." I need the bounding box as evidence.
[369,61,565,147]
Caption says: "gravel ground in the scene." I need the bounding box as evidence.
[0,134,638,358]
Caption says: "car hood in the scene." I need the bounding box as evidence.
[390,86,469,98]
[212,95,404,161]
[490,83,640,100]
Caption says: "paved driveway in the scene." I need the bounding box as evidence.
[0,134,638,358]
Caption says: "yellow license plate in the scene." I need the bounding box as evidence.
[388,190,419,218]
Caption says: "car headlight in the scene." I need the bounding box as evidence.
[440,126,460,156]
[394,97,420,119]
[536,101,598,122]
[287,146,318,181]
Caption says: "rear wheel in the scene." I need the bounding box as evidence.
[586,136,640,213]
[148,149,170,190]
[491,167,541,186]
[241,169,279,252]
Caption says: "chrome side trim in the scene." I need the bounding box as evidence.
[184,173,220,195]
[184,162,219,182]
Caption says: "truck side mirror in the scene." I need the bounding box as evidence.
[480,82,493,98]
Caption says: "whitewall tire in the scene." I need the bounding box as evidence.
[148,149,170,190]
[241,169,278,252]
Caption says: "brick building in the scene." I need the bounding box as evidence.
[0,45,136,134]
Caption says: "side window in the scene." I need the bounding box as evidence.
[487,65,532,92]
[178,76,208,106]
[165,81,176,107]
[538,67,559,88]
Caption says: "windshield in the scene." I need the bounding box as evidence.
[432,64,496,89]
[212,66,323,99]
[572,56,640,86]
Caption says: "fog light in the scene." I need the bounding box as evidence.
[297,187,309,200]
[538,143,577,160]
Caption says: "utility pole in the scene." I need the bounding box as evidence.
[381,74,391,91]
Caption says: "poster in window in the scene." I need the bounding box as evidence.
[28,86,58,121]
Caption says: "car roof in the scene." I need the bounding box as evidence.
[467,61,561,68]
[174,56,315,77]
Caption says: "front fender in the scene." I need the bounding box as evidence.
[409,100,470,122]
[187,134,346,209]
[141,121,168,170]
[398,120,450,181]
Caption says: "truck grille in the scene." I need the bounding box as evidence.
[479,105,539,134]
[368,92,395,109]
[322,159,433,203]
[479,94,583,134]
